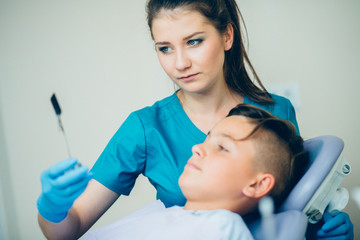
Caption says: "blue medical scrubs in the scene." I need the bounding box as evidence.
[91,92,299,207]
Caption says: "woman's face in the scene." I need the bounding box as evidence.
[151,8,232,94]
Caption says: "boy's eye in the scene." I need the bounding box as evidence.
[187,39,203,46]
[218,145,228,152]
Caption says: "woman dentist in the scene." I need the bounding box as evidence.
[37,0,353,239]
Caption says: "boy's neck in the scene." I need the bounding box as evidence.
[241,208,262,225]
[183,198,256,216]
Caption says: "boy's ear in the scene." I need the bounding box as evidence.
[242,173,275,199]
[224,23,234,51]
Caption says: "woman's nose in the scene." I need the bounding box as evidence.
[175,51,191,71]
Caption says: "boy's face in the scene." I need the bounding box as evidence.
[179,116,258,205]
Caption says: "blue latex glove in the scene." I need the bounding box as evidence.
[37,158,93,223]
[316,211,354,240]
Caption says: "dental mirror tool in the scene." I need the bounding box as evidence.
[352,187,360,210]
[50,93,73,158]
[259,196,276,240]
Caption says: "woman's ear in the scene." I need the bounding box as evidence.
[242,173,275,199]
[224,24,234,51]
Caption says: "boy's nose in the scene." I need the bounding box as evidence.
[192,144,205,158]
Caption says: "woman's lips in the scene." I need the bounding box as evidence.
[178,73,199,82]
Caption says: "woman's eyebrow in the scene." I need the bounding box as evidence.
[183,32,205,41]
[155,41,170,46]
[155,32,205,46]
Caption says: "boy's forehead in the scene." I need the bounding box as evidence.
[211,116,254,139]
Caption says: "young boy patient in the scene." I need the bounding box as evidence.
[83,104,308,240]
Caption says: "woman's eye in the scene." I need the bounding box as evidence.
[187,39,203,46]
[158,46,171,53]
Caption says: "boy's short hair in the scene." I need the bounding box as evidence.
[228,104,309,207]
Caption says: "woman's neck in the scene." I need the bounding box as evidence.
[177,88,243,133]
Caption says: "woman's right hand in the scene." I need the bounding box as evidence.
[37,158,93,223]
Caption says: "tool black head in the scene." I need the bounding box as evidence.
[51,93,62,115]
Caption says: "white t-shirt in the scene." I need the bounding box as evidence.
[83,200,254,240]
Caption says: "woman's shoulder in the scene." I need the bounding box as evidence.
[244,93,299,134]
[244,93,295,120]
[130,92,181,125]
[269,93,296,117]
[269,93,292,107]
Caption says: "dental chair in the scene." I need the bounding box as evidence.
[247,135,351,240]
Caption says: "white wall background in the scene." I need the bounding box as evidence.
[0,0,359,239]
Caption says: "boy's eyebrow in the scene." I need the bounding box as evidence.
[155,32,205,46]
[220,133,238,142]
[208,131,240,142]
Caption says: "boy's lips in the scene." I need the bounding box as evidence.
[185,162,201,171]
